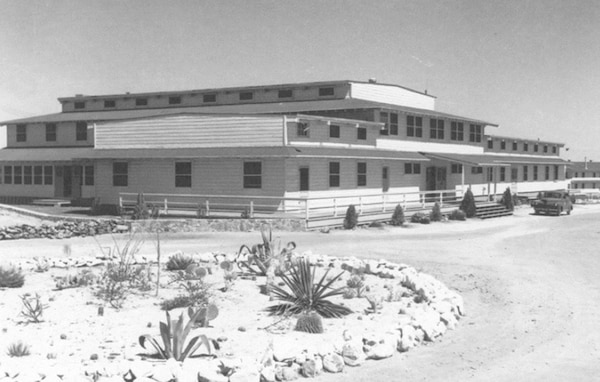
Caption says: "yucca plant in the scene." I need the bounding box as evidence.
[266,258,352,318]
[139,309,218,361]
[166,253,196,271]
[236,225,296,276]
[0,266,25,288]
[7,342,30,357]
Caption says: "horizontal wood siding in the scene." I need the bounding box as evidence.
[7,122,94,148]
[287,121,378,147]
[95,115,283,149]
[351,83,435,110]
[94,158,286,205]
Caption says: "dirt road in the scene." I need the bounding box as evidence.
[1,205,599,381]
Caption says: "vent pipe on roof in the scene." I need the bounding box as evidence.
[368,78,377,83]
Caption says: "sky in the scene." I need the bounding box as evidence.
[0,0,599,161]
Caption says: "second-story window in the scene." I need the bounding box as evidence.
[318,87,335,97]
[329,124,340,138]
[104,100,116,108]
[380,112,398,135]
[524,142,529,152]
[512,142,518,151]
[430,119,444,139]
[203,94,216,103]
[76,122,88,141]
[469,124,482,143]
[16,124,26,142]
[552,146,557,154]
[488,139,494,149]
[278,89,293,99]
[357,127,367,140]
[74,101,85,110]
[534,144,539,152]
[46,124,57,142]
[501,141,506,150]
[407,115,423,138]
[135,98,148,106]
[451,122,464,141]
[239,91,253,101]
[169,96,182,105]
[544,145,548,153]
[296,122,309,137]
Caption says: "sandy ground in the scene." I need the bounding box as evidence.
[1,204,599,381]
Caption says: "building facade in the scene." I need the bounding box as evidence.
[0,80,569,210]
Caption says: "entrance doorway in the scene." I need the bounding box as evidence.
[426,166,447,191]
[63,166,72,197]
[299,167,309,191]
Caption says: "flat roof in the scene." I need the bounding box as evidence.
[1,98,495,126]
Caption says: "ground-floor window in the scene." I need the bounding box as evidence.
[113,162,128,187]
[523,166,528,181]
[554,165,559,180]
[471,166,483,174]
[451,164,462,174]
[511,168,518,182]
[357,162,367,186]
[545,166,550,180]
[243,161,262,189]
[329,162,340,187]
[24,166,32,185]
[84,165,94,186]
[487,168,493,182]
[404,163,421,174]
[533,166,538,180]
[14,166,22,184]
[44,166,53,185]
[34,166,43,184]
[175,162,192,188]
[500,167,506,182]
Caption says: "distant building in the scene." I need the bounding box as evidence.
[0,79,569,210]
[567,161,600,190]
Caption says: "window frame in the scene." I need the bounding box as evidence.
[469,124,482,143]
[329,124,340,139]
[451,164,463,174]
[487,139,494,149]
[329,162,340,188]
[135,98,148,106]
[104,100,116,108]
[357,162,367,186]
[511,167,518,182]
[16,124,26,142]
[499,167,506,182]
[523,142,529,152]
[175,162,192,188]
[168,96,182,105]
[278,89,293,99]
[523,166,528,181]
[14,166,22,184]
[451,121,464,141]
[239,91,254,101]
[203,94,217,103]
[84,165,94,186]
[545,166,550,180]
[318,87,335,97]
[500,141,506,150]
[44,166,53,185]
[406,115,423,138]
[243,161,262,189]
[429,118,444,140]
[74,101,85,110]
[4,166,12,184]
[512,142,518,151]
[357,127,367,140]
[34,166,43,185]
[533,165,539,180]
[404,163,421,175]
[296,122,309,137]
[471,166,483,175]
[112,162,128,187]
[76,121,88,141]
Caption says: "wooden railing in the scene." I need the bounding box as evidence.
[119,189,492,221]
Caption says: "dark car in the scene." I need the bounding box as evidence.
[532,191,573,216]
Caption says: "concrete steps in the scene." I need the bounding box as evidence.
[475,203,513,219]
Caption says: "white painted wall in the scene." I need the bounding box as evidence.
[351,83,435,110]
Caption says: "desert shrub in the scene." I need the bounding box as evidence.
[266,258,352,318]
[20,293,47,323]
[55,269,97,290]
[7,342,30,357]
[390,204,405,226]
[236,225,296,276]
[0,266,25,288]
[33,257,50,273]
[501,187,514,211]
[132,193,159,220]
[343,205,358,230]
[295,311,324,334]
[346,274,366,298]
[430,202,443,222]
[413,288,428,304]
[161,270,211,311]
[342,288,357,299]
[448,209,466,221]
[166,252,195,271]
[460,187,477,218]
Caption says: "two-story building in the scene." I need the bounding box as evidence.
[0,79,569,211]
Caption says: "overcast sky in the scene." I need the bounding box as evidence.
[1,0,599,161]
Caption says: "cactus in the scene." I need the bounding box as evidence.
[295,312,323,334]
[188,303,219,327]
[346,275,366,297]
[0,266,25,288]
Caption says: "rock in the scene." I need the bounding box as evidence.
[322,353,344,373]
[399,325,417,352]
[301,359,318,378]
[260,366,276,382]
[281,364,300,380]
[363,333,396,360]
[441,311,458,330]
[90,353,98,360]
[341,341,366,367]
[273,337,297,362]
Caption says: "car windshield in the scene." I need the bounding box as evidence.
[543,192,563,198]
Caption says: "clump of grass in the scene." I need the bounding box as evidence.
[7,342,30,357]
[0,266,25,288]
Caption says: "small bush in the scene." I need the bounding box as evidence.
[501,187,514,211]
[420,216,431,224]
[410,212,427,223]
[430,202,443,222]
[449,209,466,221]
[160,295,195,311]
[0,266,25,288]
[20,293,47,323]
[460,188,477,218]
[390,204,405,226]
[166,253,195,271]
[162,271,211,310]
[343,205,358,229]
[7,342,30,357]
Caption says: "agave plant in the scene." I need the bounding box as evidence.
[266,258,352,318]
[139,309,219,361]
[236,226,296,276]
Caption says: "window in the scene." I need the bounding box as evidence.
[329,124,340,138]
[500,167,506,182]
[357,127,367,140]
[357,162,367,186]
[44,166,53,185]
[175,162,192,188]
[511,167,518,182]
[203,94,216,103]
[545,166,550,180]
[471,167,483,174]
[84,165,94,186]
[104,100,116,108]
[168,96,182,105]
[487,139,494,149]
[14,166,22,184]
[329,162,340,187]
[523,166,528,181]
[544,145,548,153]
[278,89,293,99]
[552,146,557,154]
[487,167,493,182]
[407,115,423,137]
[451,164,463,174]
[74,101,85,110]
[451,122,464,141]
[46,124,57,142]
[243,161,262,189]
[4,166,11,184]
[554,165,559,180]
[380,112,398,135]
[524,142,529,152]
[534,144,539,152]
[113,162,128,187]
[296,122,309,137]
[239,92,253,101]
[533,165,539,180]
[500,141,506,150]
[379,112,388,136]
[469,124,482,142]
[16,125,26,142]
[512,142,518,151]
[135,98,148,106]
[318,87,335,97]
[34,166,43,185]
[76,121,88,141]
[430,119,444,139]
[404,163,421,174]
[22,166,32,185]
